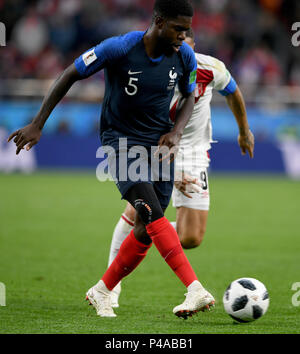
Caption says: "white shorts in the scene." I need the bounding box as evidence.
[172,148,210,210]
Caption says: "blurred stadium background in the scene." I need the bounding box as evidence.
[0,0,300,176]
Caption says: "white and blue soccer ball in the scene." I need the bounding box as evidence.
[223,277,269,323]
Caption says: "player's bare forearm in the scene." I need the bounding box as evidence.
[33,64,81,129]
[226,86,254,158]
[156,92,194,163]
[8,64,81,154]
[172,91,195,138]
[226,86,249,135]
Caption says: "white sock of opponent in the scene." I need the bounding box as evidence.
[170,221,176,230]
[108,214,134,267]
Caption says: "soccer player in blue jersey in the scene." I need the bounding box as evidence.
[107,30,255,308]
[8,0,215,318]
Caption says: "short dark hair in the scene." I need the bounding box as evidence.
[153,0,194,19]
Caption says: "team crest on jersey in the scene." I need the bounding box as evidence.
[167,67,177,90]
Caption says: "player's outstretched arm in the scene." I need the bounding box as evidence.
[225,85,254,158]
[7,64,82,154]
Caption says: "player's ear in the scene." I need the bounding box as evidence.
[155,15,165,29]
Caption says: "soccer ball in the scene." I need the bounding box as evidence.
[223,278,269,323]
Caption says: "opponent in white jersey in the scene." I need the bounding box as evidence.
[170,52,231,154]
[107,31,254,307]
[169,51,232,218]
[170,47,240,248]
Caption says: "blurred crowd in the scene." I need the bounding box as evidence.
[0,0,300,87]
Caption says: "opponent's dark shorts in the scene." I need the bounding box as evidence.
[103,139,174,210]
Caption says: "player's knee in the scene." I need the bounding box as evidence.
[181,236,201,249]
[134,199,163,225]
[124,183,164,225]
[180,227,206,249]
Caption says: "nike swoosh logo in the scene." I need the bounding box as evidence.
[128,70,143,75]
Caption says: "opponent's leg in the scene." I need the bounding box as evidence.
[176,207,208,249]
[172,168,210,249]
[107,203,135,307]
[108,203,135,267]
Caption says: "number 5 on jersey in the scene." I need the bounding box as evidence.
[125,77,139,96]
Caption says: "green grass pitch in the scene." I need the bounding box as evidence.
[0,172,299,334]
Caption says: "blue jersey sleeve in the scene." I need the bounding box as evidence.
[177,42,197,96]
[74,31,144,78]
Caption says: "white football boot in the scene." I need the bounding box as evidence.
[86,280,117,317]
[110,282,121,308]
[173,281,215,319]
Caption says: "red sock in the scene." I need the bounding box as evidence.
[146,216,198,287]
[101,230,151,290]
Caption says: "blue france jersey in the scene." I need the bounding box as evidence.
[74,31,197,146]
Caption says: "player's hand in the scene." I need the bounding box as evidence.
[155,131,181,164]
[238,129,254,158]
[174,171,203,198]
[7,122,42,155]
